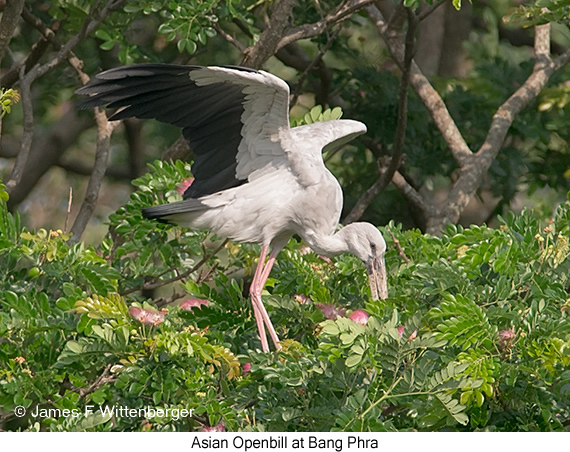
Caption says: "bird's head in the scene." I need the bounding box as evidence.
[340,223,388,300]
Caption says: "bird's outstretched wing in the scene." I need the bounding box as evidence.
[77,64,291,198]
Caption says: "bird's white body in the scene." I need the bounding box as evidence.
[168,120,364,251]
[78,64,387,352]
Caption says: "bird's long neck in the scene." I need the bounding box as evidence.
[302,227,353,258]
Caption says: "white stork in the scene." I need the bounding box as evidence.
[77,64,387,352]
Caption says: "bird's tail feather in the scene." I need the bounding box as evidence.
[142,199,206,223]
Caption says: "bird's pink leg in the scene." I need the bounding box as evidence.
[250,246,282,351]
[255,248,281,349]
[251,245,270,352]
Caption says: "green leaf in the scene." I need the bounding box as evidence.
[346,354,362,368]
[66,341,83,354]
[71,413,112,431]
[123,4,142,13]
[158,23,174,34]
[100,40,115,51]
[94,29,112,41]
[177,38,186,53]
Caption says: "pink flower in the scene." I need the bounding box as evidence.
[498,329,515,349]
[14,356,26,364]
[176,177,195,194]
[129,306,168,326]
[180,298,210,311]
[242,363,251,375]
[299,245,312,255]
[294,294,312,305]
[316,303,346,320]
[397,324,417,341]
[298,245,332,264]
[202,423,225,432]
[348,310,369,326]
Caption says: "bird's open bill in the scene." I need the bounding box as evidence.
[368,255,388,300]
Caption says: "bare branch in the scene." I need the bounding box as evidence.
[367,5,473,166]
[57,160,131,180]
[68,56,119,242]
[387,226,410,264]
[5,66,36,196]
[278,0,374,50]
[0,0,25,64]
[161,135,191,161]
[344,9,416,223]
[69,108,119,242]
[64,187,73,235]
[276,43,337,107]
[5,109,93,209]
[214,22,247,53]
[430,24,570,233]
[121,239,229,296]
[367,7,570,234]
[241,0,297,68]
[416,0,449,22]
[24,0,126,83]
[21,6,61,44]
[61,365,116,398]
[391,170,428,213]
[4,1,125,203]
[291,25,341,106]
[553,48,570,71]
[2,33,52,88]
[533,23,551,66]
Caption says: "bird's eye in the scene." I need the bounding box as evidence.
[370,242,376,252]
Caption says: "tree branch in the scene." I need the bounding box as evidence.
[213,22,247,53]
[387,226,410,263]
[22,0,126,84]
[121,239,229,296]
[433,24,570,232]
[367,4,473,167]
[4,1,126,214]
[275,42,338,107]
[241,0,297,69]
[391,170,428,213]
[68,56,119,242]
[344,8,416,224]
[57,160,131,180]
[278,0,374,50]
[4,7,63,85]
[161,135,191,161]
[5,66,36,196]
[69,108,119,242]
[416,0,449,22]
[291,25,341,106]
[0,0,25,64]
[61,364,116,398]
[5,109,93,210]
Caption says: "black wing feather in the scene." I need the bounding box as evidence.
[76,64,249,198]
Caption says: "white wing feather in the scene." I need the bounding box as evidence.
[189,67,291,180]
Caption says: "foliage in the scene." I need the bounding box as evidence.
[1,165,570,431]
[2,0,570,433]
[334,48,570,227]
[291,105,344,127]
[507,0,570,27]
[0,89,20,118]
[2,0,569,233]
